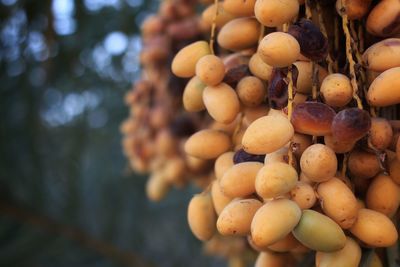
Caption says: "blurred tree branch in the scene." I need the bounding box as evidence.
[0,200,153,267]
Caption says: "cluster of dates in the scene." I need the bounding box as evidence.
[121,0,223,201]
[126,0,400,265]
[122,0,400,267]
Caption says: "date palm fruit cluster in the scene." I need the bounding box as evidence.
[124,0,400,266]
[121,0,220,201]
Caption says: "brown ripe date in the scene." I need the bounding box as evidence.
[288,19,328,62]
[291,102,336,136]
[292,133,312,158]
[268,66,298,109]
[331,108,371,143]
[223,64,252,88]
[324,135,356,154]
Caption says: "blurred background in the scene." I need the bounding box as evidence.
[0,0,226,266]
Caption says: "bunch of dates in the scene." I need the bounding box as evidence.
[125,0,400,265]
[122,0,220,199]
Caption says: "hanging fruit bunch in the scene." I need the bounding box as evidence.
[124,0,400,265]
[121,0,219,201]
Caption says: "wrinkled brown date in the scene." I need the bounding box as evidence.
[223,64,252,88]
[268,66,298,109]
[288,19,328,62]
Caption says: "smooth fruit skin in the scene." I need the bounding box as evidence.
[146,173,170,202]
[316,237,361,267]
[255,162,298,199]
[201,3,235,28]
[223,0,256,17]
[331,108,371,142]
[171,41,211,78]
[187,193,216,241]
[242,115,294,155]
[268,233,300,252]
[317,177,359,229]
[366,0,400,37]
[203,83,240,124]
[216,198,262,236]
[336,0,371,20]
[300,144,337,182]
[294,61,328,94]
[368,67,400,107]
[184,129,231,159]
[366,174,400,218]
[255,251,287,267]
[291,102,336,136]
[214,151,234,180]
[255,0,299,27]
[219,162,263,198]
[211,180,232,215]
[290,182,316,210]
[183,76,206,112]
[363,38,400,72]
[236,76,266,107]
[249,53,273,81]
[320,73,353,107]
[195,54,225,86]
[350,209,398,247]
[217,17,260,51]
[368,117,393,150]
[251,199,301,247]
[348,149,380,179]
[258,32,300,68]
[292,209,346,252]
